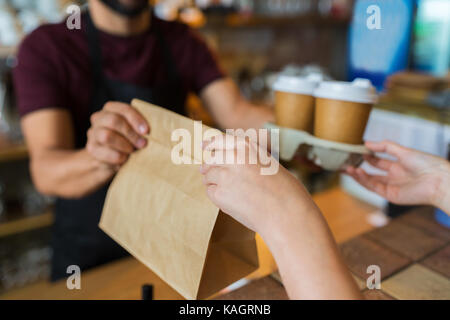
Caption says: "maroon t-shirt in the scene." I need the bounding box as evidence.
[13,14,224,125]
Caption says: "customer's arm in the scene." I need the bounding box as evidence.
[345,141,450,214]
[21,102,149,199]
[200,135,362,300]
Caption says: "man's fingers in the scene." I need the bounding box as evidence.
[86,142,128,165]
[203,135,238,166]
[92,127,135,154]
[93,112,146,149]
[86,102,149,167]
[364,154,394,171]
[103,101,149,135]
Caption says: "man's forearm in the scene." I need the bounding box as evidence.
[30,148,115,198]
[201,78,274,131]
[228,101,274,131]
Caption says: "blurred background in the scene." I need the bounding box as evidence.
[0,0,449,295]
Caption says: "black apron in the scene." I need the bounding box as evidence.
[50,11,186,281]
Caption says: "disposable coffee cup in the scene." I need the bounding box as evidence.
[313,78,377,145]
[273,74,321,132]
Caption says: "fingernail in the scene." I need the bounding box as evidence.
[137,138,147,148]
[139,124,148,134]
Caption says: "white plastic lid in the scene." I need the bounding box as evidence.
[314,78,377,104]
[272,74,322,95]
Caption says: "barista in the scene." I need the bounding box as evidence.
[13,0,273,280]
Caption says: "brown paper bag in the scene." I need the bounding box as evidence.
[99,99,259,300]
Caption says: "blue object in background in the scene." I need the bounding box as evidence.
[348,0,416,91]
[413,0,450,76]
[435,208,450,228]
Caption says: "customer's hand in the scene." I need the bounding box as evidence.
[200,134,362,300]
[200,134,315,235]
[86,101,149,167]
[345,140,450,211]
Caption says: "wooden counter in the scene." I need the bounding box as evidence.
[222,206,450,300]
[340,207,450,300]
[3,207,447,300]
[10,188,445,300]
[0,188,369,299]
[1,256,183,300]
[0,187,377,300]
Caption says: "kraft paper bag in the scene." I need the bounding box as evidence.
[99,99,259,300]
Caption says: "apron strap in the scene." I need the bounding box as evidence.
[86,11,107,94]
[151,20,181,87]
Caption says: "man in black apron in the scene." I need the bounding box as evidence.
[51,10,188,280]
[14,0,273,281]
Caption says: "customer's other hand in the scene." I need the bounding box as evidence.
[345,140,450,210]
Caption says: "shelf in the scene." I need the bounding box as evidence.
[0,144,28,163]
[0,210,54,238]
[0,46,17,58]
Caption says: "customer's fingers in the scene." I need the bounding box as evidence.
[202,137,221,150]
[103,101,150,135]
[353,168,389,197]
[203,167,226,186]
[205,184,218,202]
[345,166,363,181]
[364,154,394,171]
[203,134,248,152]
[365,140,406,159]
[199,163,212,174]
[203,134,229,151]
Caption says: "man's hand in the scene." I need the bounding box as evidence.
[86,101,150,167]
[345,140,450,212]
